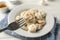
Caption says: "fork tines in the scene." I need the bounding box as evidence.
[18,18,26,27]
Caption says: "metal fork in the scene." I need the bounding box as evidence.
[0,18,26,32]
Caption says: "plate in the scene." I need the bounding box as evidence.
[8,4,54,38]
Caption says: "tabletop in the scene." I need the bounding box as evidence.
[0,0,60,40]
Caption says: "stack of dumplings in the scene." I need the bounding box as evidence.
[16,9,46,33]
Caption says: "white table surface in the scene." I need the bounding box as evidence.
[0,0,60,40]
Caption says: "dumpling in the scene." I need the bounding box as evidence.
[15,15,20,20]
[20,11,26,18]
[21,25,28,31]
[36,24,42,30]
[38,20,46,26]
[35,12,43,20]
[40,11,46,18]
[28,9,38,14]
[21,10,36,24]
[28,24,37,32]
[35,11,46,20]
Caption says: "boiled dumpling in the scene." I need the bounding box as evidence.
[21,10,36,24]
[28,24,37,32]
[15,15,20,20]
[21,25,28,31]
[38,20,46,26]
[36,24,42,30]
[40,11,46,18]
[35,12,43,20]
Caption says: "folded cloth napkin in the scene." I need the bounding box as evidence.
[0,14,59,40]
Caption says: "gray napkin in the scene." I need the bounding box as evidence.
[0,14,58,40]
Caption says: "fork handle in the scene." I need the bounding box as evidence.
[0,27,8,32]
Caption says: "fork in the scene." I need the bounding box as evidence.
[0,18,26,32]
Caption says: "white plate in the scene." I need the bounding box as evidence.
[8,4,54,38]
